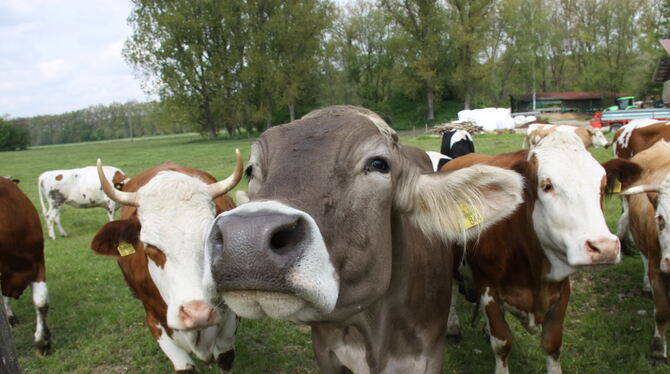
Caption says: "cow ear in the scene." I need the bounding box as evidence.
[91,219,141,257]
[406,165,524,243]
[602,158,642,195]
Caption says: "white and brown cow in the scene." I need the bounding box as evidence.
[525,124,609,149]
[0,177,51,355]
[203,106,525,373]
[441,131,640,373]
[38,166,129,240]
[619,140,670,364]
[90,156,242,373]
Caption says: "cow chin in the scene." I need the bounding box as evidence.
[223,291,320,322]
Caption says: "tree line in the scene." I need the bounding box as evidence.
[6,0,669,146]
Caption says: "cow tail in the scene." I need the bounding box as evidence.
[37,177,47,217]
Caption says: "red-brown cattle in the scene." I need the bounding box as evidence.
[90,156,242,373]
[0,177,51,355]
[442,131,640,373]
[619,140,670,364]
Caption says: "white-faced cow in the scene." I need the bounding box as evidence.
[90,155,242,373]
[440,131,640,374]
[203,106,524,373]
[619,140,670,364]
[525,124,609,149]
[38,166,129,240]
[0,177,51,355]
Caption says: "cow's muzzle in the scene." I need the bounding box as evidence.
[583,237,620,264]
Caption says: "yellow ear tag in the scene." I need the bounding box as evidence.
[117,242,136,256]
[457,200,483,230]
[613,180,622,193]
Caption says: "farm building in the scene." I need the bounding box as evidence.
[510,91,626,113]
[652,39,670,107]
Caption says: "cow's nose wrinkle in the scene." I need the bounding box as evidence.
[270,218,305,254]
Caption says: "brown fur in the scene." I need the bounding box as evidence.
[90,162,235,343]
[526,125,594,148]
[613,122,670,159]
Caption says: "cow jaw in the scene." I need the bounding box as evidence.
[531,134,620,281]
[136,171,220,330]
[204,201,339,323]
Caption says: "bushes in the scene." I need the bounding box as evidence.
[0,119,30,152]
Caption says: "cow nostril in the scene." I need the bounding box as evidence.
[270,219,305,254]
[586,240,601,254]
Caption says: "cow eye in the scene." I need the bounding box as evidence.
[367,157,390,173]
[540,180,553,193]
[657,215,666,231]
[244,165,253,180]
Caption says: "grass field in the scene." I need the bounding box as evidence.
[0,131,667,373]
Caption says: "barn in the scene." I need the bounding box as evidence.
[510,91,626,113]
[652,39,670,107]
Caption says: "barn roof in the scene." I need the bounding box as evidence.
[653,39,670,83]
[512,91,626,101]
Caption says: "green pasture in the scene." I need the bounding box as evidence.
[0,131,665,373]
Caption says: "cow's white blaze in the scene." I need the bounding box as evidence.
[136,171,217,330]
[654,174,670,274]
[204,201,339,322]
[531,133,619,281]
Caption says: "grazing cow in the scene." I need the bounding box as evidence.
[203,106,525,373]
[525,124,609,149]
[38,166,129,240]
[619,140,670,364]
[90,155,243,373]
[441,131,640,374]
[0,177,51,355]
[425,129,476,171]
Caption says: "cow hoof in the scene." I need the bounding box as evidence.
[7,315,18,326]
[176,369,197,374]
[445,333,462,345]
[217,350,235,372]
[35,341,52,357]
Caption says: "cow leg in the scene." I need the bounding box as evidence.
[617,200,635,256]
[446,284,462,344]
[45,208,57,240]
[214,311,238,374]
[53,208,68,238]
[641,253,652,293]
[156,330,196,372]
[481,287,512,374]
[31,281,51,355]
[649,274,670,365]
[3,297,17,326]
[541,281,570,374]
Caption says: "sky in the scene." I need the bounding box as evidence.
[0,0,150,118]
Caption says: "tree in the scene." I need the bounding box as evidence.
[382,0,448,120]
[124,0,241,138]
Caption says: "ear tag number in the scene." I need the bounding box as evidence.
[117,242,136,256]
[457,200,483,230]
[613,180,622,193]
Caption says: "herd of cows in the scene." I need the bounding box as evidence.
[2,106,670,373]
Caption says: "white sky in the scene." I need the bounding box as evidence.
[0,0,149,118]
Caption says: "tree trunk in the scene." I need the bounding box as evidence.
[289,103,296,122]
[206,123,217,139]
[426,86,435,120]
[0,299,21,374]
[464,89,471,110]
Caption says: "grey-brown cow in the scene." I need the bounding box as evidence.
[203,106,524,373]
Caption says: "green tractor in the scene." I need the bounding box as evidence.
[606,96,638,111]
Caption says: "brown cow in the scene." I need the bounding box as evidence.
[0,177,51,355]
[525,124,609,149]
[442,131,640,373]
[90,156,242,373]
[202,106,525,373]
[619,140,670,364]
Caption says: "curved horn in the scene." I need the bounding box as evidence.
[620,184,660,195]
[97,159,139,206]
[208,149,244,198]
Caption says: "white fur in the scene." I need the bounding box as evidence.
[135,171,217,330]
[446,285,461,337]
[654,174,670,274]
[530,132,619,281]
[3,297,14,320]
[425,151,451,172]
[641,252,651,292]
[332,340,370,374]
[545,355,563,374]
[205,200,339,323]
[449,129,473,147]
[156,325,195,371]
[38,165,127,239]
[480,288,509,374]
[30,282,49,344]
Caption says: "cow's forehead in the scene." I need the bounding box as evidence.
[531,134,604,186]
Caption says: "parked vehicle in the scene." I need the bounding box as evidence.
[590,108,670,131]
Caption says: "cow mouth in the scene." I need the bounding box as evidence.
[222,290,320,322]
